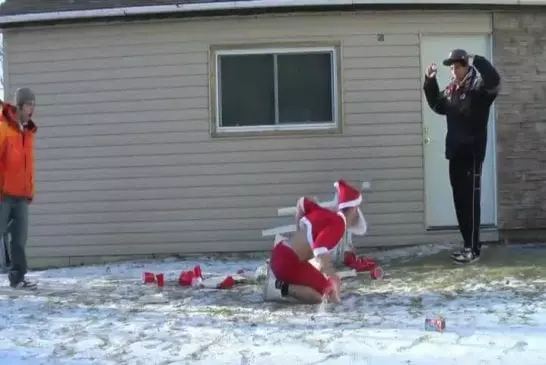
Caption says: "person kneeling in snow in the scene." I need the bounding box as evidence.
[263,180,367,304]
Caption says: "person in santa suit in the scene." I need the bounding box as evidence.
[263,179,367,304]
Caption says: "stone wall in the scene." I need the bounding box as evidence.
[493,11,546,238]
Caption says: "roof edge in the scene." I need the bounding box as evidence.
[0,0,541,26]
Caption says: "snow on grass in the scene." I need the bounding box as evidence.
[363,241,459,262]
[1,244,546,364]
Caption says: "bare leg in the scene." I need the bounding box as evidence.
[287,284,323,304]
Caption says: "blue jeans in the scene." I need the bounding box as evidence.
[0,196,29,285]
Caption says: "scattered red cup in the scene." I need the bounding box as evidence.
[193,265,202,279]
[218,275,235,289]
[179,271,194,286]
[156,273,165,287]
[143,272,155,284]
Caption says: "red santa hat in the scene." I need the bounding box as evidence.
[334,179,367,235]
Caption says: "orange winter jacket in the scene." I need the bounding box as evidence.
[0,103,37,200]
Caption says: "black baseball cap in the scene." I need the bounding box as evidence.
[442,49,469,66]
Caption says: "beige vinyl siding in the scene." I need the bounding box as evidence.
[3,11,494,262]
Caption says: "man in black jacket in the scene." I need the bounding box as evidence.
[423,49,501,264]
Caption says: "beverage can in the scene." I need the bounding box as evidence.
[371,266,384,280]
[424,317,445,332]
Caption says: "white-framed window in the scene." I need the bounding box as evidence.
[211,45,341,135]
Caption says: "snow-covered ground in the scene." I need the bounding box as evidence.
[1,243,546,365]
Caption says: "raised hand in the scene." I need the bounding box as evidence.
[426,63,438,78]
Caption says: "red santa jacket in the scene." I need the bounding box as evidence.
[296,197,347,257]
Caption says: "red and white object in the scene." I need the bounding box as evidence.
[142,271,167,287]
[343,251,384,280]
[156,273,165,287]
[275,181,371,216]
[179,265,204,287]
[334,179,367,236]
[296,197,346,257]
[177,263,249,290]
[200,274,244,289]
[143,272,156,284]
[371,266,384,280]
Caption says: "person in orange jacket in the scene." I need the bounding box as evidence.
[0,88,38,290]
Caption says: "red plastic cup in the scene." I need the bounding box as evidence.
[343,251,357,267]
[179,271,194,286]
[156,273,165,287]
[218,275,235,289]
[143,272,155,284]
[193,265,202,279]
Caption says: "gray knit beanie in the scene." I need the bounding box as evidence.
[14,87,36,107]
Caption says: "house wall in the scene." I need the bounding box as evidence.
[3,11,495,265]
[493,11,546,241]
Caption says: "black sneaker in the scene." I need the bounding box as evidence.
[452,249,480,265]
[10,278,37,290]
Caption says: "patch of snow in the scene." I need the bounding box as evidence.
[364,241,459,262]
[0,247,545,364]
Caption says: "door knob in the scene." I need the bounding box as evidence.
[424,136,432,144]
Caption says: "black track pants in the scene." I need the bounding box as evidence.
[449,155,483,254]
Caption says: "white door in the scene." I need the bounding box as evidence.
[420,35,497,229]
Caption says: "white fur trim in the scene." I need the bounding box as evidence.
[313,247,328,257]
[337,194,362,210]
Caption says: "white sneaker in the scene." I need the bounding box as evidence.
[263,264,284,302]
[452,248,480,265]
